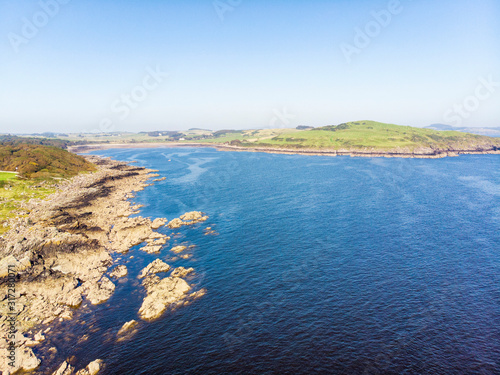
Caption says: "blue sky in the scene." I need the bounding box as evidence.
[0,0,499,133]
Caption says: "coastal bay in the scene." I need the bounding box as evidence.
[0,147,499,374]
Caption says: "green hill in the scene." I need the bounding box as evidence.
[208,121,500,154]
[0,142,95,178]
[0,141,96,234]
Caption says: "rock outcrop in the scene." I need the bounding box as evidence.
[151,218,167,229]
[76,359,103,375]
[170,267,195,278]
[52,359,103,375]
[82,276,115,305]
[138,276,191,320]
[170,245,187,254]
[0,340,40,375]
[110,265,128,279]
[53,360,74,375]
[167,211,208,229]
[138,259,171,279]
[117,320,138,336]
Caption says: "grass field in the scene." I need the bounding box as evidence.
[0,172,18,181]
[0,177,56,235]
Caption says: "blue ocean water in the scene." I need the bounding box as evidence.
[44,148,500,374]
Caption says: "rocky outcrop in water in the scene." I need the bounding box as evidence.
[139,233,170,254]
[117,320,138,336]
[82,276,115,305]
[53,359,103,375]
[170,245,187,254]
[109,265,128,279]
[139,259,171,279]
[167,211,208,228]
[138,276,191,320]
[170,267,195,278]
[151,218,167,229]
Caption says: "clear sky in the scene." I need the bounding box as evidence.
[1,0,499,133]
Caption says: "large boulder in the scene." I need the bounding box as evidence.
[151,218,167,229]
[138,277,191,320]
[53,361,74,375]
[0,344,41,375]
[82,277,115,305]
[109,265,128,279]
[75,359,103,375]
[117,320,138,336]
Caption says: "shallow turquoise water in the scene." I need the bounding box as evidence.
[45,148,500,374]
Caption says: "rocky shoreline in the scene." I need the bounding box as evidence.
[0,156,206,374]
[69,142,500,159]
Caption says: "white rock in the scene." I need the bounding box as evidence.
[53,360,74,375]
[170,245,187,254]
[138,259,170,279]
[117,320,138,336]
[109,265,128,278]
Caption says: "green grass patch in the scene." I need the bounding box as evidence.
[0,177,57,235]
[0,172,18,181]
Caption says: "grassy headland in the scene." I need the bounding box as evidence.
[203,121,500,153]
[0,138,96,234]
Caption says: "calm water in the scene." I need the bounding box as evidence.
[43,148,500,374]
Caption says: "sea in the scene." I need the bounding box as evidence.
[41,147,500,374]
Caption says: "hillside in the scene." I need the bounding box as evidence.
[0,141,97,235]
[0,142,95,178]
[201,121,500,156]
[0,135,76,149]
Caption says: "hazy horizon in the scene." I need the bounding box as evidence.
[3,121,500,136]
[1,0,499,133]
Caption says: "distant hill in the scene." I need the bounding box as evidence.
[0,140,95,178]
[426,124,500,137]
[199,120,500,156]
[0,135,76,149]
